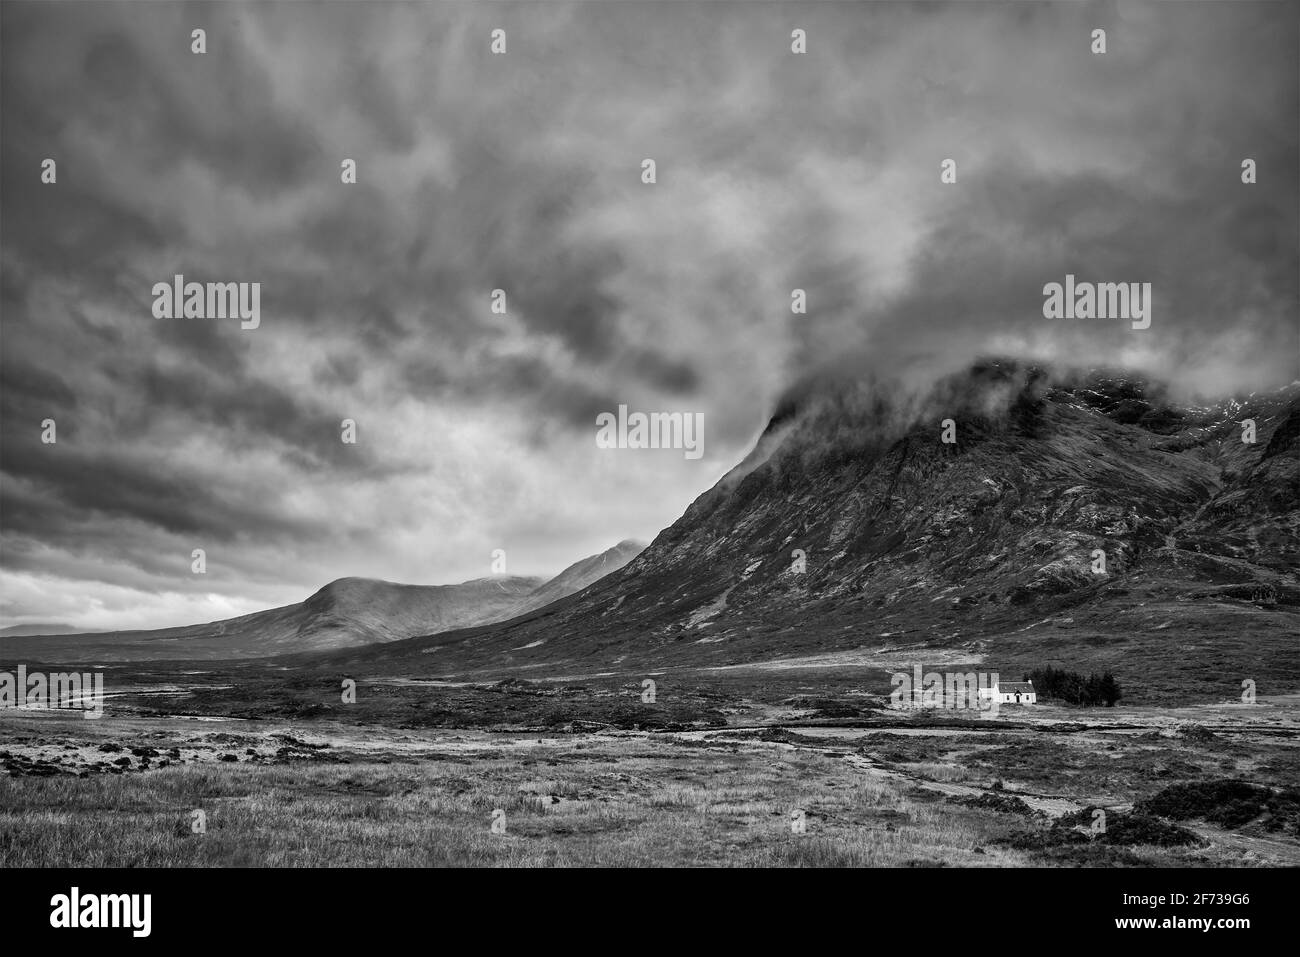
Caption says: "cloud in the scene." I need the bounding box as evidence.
[1,0,1294,629]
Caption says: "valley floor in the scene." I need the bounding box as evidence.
[2,681,1298,867]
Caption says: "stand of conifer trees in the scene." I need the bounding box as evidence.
[1024,666,1122,706]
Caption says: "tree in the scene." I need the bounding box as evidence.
[1099,672,1122,707]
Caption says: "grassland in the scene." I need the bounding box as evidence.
[3,667,1297,867]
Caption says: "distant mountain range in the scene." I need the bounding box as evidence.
[0,540,645,661]
[317,359,1300,697]
[0,623,85,637]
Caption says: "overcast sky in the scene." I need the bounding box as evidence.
[1,1,1296,632]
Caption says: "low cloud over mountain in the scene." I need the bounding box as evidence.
[333,361,1300,701]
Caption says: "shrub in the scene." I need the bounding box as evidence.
[1136,779,1300,835]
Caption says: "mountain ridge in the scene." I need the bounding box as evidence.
[0,540,646,661]
[314,359,1299,697]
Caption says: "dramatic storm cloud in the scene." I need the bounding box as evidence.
[1,1,1295,630]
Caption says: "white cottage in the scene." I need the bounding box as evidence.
[979,679,1037,705]
[993,680,1036,704]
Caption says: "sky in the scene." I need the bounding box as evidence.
[1,0,1297,632]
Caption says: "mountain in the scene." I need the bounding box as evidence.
[1,540,645,662]
[517,539,646,612]
[329,360,1300,697]
[0,623,84,637]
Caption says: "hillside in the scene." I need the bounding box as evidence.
[1,541,644,661]
[324,360,1300,698]
[518,539,646,611]
[0,623,84,637]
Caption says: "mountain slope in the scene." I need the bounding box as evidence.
[330,360,1300,694]
[515,539,646,612]
[2,541,645,661]
[0,623,83,637]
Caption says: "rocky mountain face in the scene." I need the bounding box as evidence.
[347,360,1298,695]
[1,541,645,662]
